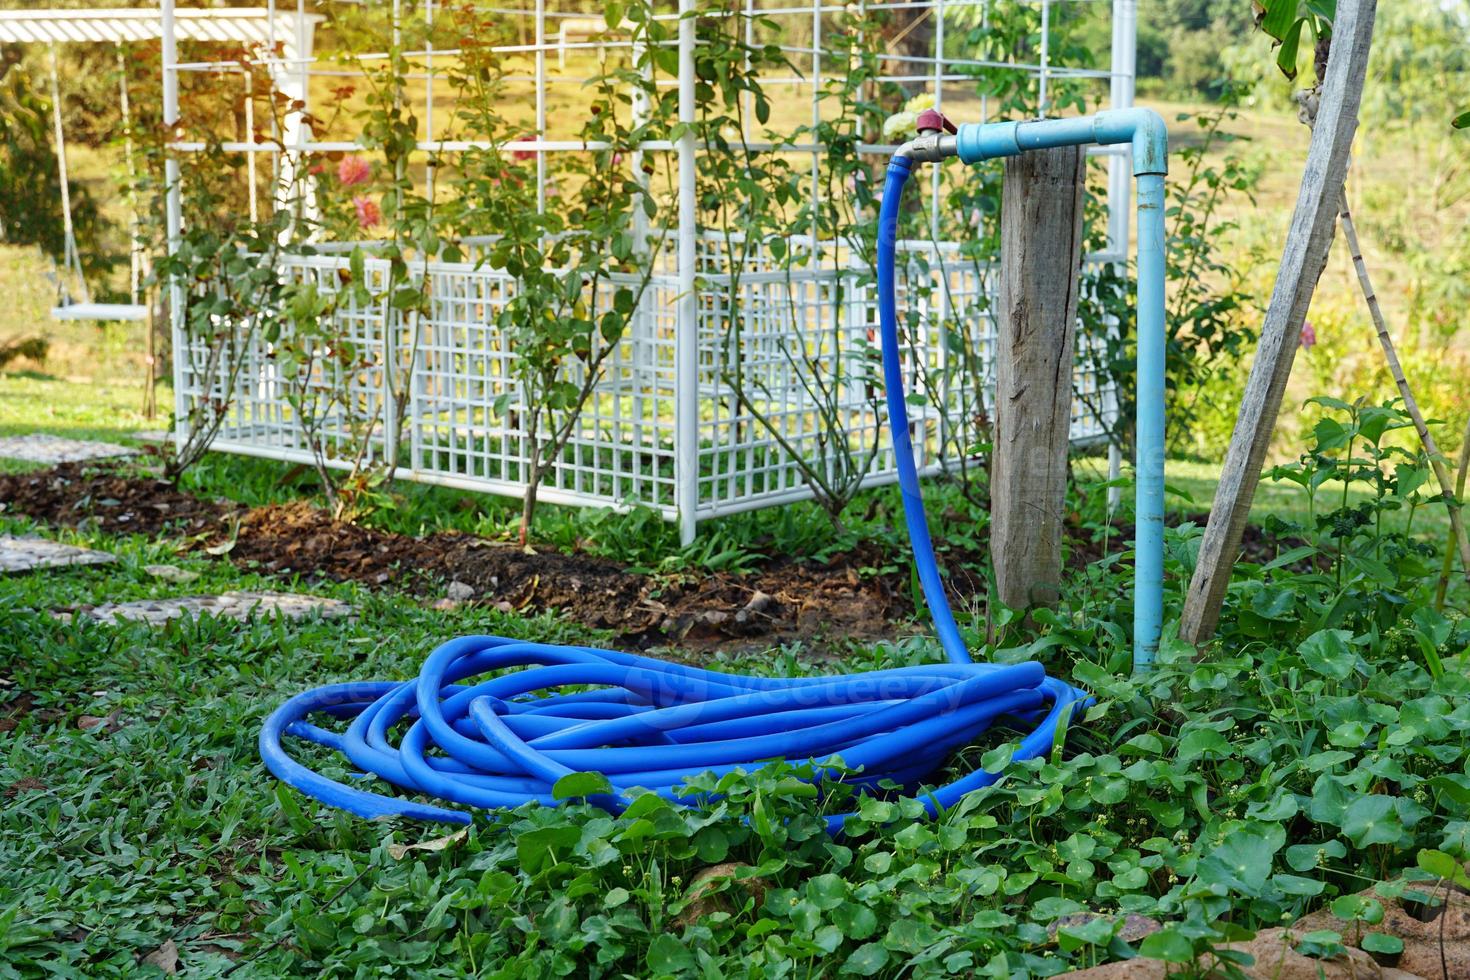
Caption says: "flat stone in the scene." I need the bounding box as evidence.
[133,431,171,445]
[0,536,117,574]
[0,434,139,465]
[58,591,353,626]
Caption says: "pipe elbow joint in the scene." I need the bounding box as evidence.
[1093,107,1168,177]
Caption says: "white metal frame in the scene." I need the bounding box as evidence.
[152,0,1137,542]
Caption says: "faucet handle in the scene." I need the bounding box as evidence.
[915,109,957,135]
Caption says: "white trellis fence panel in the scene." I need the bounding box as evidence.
[161,0,1138,541]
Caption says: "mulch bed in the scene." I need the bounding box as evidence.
[0,460,1311,652]
[0,462,243,538]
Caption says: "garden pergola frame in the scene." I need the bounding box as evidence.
[156,0,1141,543]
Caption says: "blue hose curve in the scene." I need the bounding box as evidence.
[258,154,1090,832]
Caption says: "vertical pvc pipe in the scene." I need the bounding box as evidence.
[630,27,651,505]
[930,0,944,239]
[244,71,259,225]
[1037,0,1050,116]
[161,0,188,456]
[535,0,547,216]
[1132,172,1166,671]
[675,0,698,545]
[1105,0,1137,513]
[1106,0,1136,259]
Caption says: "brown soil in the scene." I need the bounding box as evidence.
[0,461,1310,653]
[211,500,909,653]
[0,462,242,537]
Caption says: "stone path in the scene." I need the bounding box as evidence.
[58,591,353,626]
[0,536,117,574]
[0,433,139,465]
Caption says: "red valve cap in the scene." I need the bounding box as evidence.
[915,108,957,134]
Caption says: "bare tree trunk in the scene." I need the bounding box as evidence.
[1337,197,1470,593]
[519,411,542,547]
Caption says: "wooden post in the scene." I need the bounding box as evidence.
[1180,0,1377,643]
[991,144,1086,611]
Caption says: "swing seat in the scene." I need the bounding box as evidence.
[50,302,148,322]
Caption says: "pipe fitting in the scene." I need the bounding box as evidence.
[894,132,958,164]
[953,108,1168,177]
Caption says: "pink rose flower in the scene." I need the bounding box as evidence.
[511,135,537,162]
[337,155,372,187]
[353,195,381,229]
[1300,321,1316,349]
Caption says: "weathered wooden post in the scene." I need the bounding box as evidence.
[991,144,1087,610]
[1180,0,1377,644]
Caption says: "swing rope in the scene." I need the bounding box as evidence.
[44,41,147,323]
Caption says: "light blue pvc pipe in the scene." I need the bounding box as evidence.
[952,109,1168,672]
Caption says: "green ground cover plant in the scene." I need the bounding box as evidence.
[1,393,1466,977]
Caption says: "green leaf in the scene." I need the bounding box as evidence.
[1057,915,1115,950]
[1417,848,1470,887]
[1199,823,1284,896]
[1362,932,1403,956]
[1287,839,1346,872]
[1328,720,1370,747]
[552,771,614,800]
[1275,17,1305,79]
[1139,928,1195,963]
[1454,110,1470,129]
[1298,629,1356,680]
[832,902,878,939]
[647,934,694,974]
[1176,727,1232,763]
[1342,795,1403,847]
[841,942,889,976]
[515,825,581,875]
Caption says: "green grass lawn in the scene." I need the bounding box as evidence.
[0,512,621,974]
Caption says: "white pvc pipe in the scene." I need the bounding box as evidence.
[1106,0,1137,512]
[534,0,546,215]
[161,0,187,452]
[675,0,697,545]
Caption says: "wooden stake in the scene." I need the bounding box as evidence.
[991,144,1086,611]
[1437,415,1470,609]
[1336,200,1470,596]
[1180,0,1377,644]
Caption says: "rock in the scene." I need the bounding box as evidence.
[672,863,770,929]
[446,580,475,602]
[1047,912,1161,945]
[145,564,200,584]
[1065,926,1428,980]
[141,939,179,974]
[743,590,775,615]
[1294,882,1470,980]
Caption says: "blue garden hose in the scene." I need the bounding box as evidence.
[258,131,1112,833]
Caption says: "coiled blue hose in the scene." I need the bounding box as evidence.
[259,153,1090,832]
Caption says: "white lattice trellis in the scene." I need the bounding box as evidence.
[161,0,1140,541]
